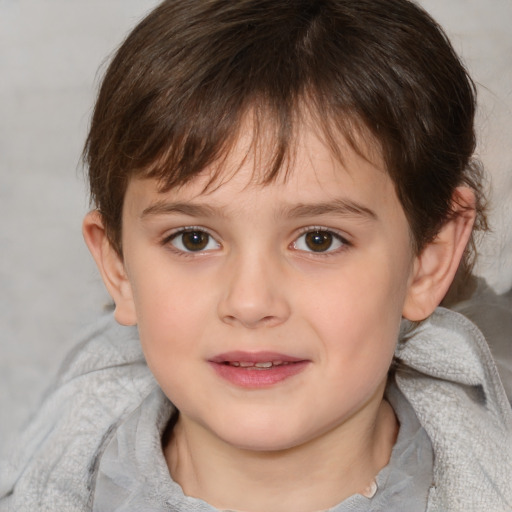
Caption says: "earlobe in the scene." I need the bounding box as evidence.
[402,187,476,321]
[82,211,137,326]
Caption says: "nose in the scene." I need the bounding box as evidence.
[217,252,291,329]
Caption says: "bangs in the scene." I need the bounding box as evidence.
[142,93,377,196]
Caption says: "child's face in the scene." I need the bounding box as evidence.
[119,123,416,451]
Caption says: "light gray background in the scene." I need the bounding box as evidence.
[1,0,511,454]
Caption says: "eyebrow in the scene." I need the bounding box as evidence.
[282,200,377,220]
[141,198,377,221]
[141,201,222,219]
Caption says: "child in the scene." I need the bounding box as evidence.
[1,0,511,510]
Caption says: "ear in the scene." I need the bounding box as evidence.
[82,211,137,326]
[402,187,476,321]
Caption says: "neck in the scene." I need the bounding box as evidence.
[164,396,398,512]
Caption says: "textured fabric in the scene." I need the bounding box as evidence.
[0,308,511,511]
[395,309,512,511]
[451,278,512,404]
[0,317,156,512]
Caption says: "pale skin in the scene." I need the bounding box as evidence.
[84,121,475,512]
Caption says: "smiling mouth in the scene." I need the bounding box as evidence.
[209,353,309,387]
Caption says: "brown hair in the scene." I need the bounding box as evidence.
[84,0,487,275]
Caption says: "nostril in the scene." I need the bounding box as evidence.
[221,313,281,329]
[217,279,291,328]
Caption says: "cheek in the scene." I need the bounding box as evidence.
[299,252,410,370]
[129,248,211,322]
[126,259,212,374]
[135,295,208,409]
[131,277,217,419]
[305,253,409,327]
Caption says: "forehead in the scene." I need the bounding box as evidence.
[126,120,404,224]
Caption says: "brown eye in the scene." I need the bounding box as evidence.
[170,230,219,252]
[305,231,334,252]
[182,231,209,251]
[293,230,345,253]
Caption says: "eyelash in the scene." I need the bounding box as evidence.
[162,226,221,257]
[161,226,351,257]
[292,226,351,256]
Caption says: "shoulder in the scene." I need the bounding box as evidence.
[0,314,157,512]
[451,279,512,404]
[395,308,512,511]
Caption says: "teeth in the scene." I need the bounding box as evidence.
[227,360,292,368]
[254,362,273,368]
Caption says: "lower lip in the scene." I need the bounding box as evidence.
[209,361,309,388]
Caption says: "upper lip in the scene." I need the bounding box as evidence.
[209,351,306,364]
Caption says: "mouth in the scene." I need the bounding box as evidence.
[209,352,309,387]
[223,360,294,369]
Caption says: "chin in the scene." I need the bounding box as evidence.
[213,420,316,453]
[228,436,302,453]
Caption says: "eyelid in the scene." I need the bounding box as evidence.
[291,226,352,254]
[160,225,351,257]
[162,226,221,254]
[295,225,351,242]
